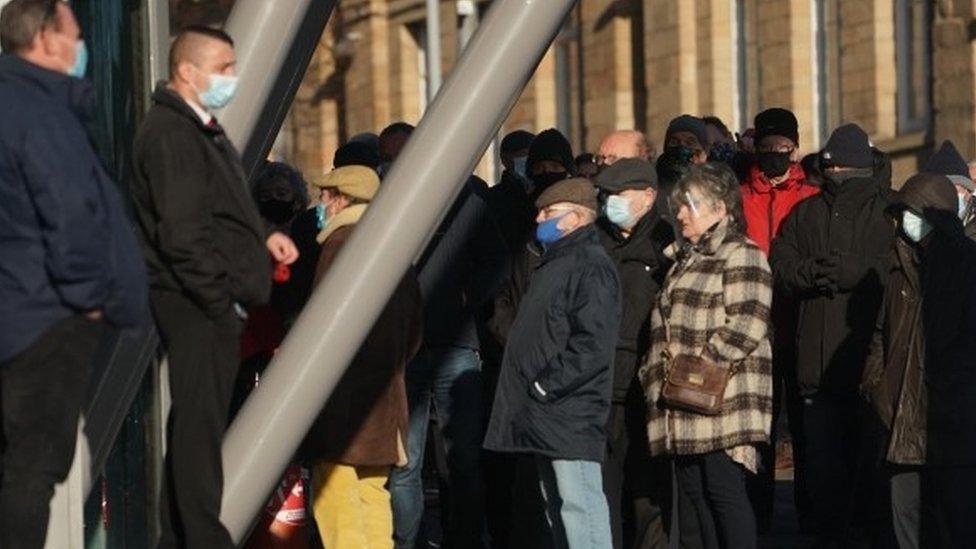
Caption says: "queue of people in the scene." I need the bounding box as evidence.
[2,2,976,549]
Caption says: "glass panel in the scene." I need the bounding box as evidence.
[169,0,237,34]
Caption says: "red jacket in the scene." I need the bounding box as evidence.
[741,163,819,255]
[741,163,819,349]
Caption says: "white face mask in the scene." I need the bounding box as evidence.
[901,210,932,243]
[958,194,971,220]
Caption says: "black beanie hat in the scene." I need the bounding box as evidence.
[754,108,799,145]
[923,140,969,176]
[527,128,577,176]
[665,115,708,150]
[821,123,873,169]
[334,141,381,169]
[501,130,536,154]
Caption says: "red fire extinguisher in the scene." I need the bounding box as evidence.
[243,464,311,549]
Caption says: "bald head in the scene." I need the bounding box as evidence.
[596,130,653,167]
[169,26,235,79]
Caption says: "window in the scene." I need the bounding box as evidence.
[894,0,932,134]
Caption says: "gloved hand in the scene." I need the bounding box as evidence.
[813,255,840,296]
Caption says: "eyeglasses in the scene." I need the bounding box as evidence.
[756,145,796,154]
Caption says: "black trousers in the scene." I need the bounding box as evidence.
[603,388,671,549]
[921,466,976,549]
[0,315,103,549]
[802,394,863,546]
[674,451,756,549]
[152,292,242,549]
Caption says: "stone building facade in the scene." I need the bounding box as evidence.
[278,0,972,187]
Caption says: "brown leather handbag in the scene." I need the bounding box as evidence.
[660,318,734,416]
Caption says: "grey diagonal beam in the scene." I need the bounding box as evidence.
[219,0,336,182]
[218,0,578,541]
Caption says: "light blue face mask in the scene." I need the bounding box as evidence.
[604,194,636,228]
[958,194,971,220]
[68,40,87,78]
[901,210,932,243]
[513,156,528,179]
[196,71,239,110]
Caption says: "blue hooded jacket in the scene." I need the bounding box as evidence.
[0,54,148,361]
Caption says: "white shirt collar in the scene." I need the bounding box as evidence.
[184,97,213,126]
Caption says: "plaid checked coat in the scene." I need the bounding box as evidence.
[639,218,773,470]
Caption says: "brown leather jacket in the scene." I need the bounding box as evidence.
[303,224,424,467]
[861,239,927,465]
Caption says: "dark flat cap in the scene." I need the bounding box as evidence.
[501,130,535,153]
[665,115,708,150]
[593,158,658,192]
[535,178,598,211]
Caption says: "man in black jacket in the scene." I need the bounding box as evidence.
[485,178,621,549]
[0,2,148,546]
[593,159,673,549]
[770,123,893,547]
[131,26,297,548]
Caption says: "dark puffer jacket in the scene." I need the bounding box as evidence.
[770,150,894,397]
[484,225,621,462]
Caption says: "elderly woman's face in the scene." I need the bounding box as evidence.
[675,187,727,244]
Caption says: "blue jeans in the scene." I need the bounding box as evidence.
[535,457,613,549]
[390,346,485,548]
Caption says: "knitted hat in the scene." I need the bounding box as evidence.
[754,108,799,145]
[334,141,381,169]
[527,128,577,176]
[665,115,708,150]
[535,178,598,211]
[312,166,380,200]
[501,130,536,154]
[593,158,658,192]
[923,140,974,191]
[822,123,873,169]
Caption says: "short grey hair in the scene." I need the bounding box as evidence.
[671,162,747,235]
[0,0,61,53]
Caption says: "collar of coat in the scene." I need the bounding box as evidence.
[0,54,94,121]
[151,84,224,136]
[317,203,369,244]
[540,224,600,262]
[745,162,808,194]
[666,217,732,260]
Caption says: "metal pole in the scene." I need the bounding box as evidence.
[219,0,578,541]
[425,0,443,101]
[218,0,335,180]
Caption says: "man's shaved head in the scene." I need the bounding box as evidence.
[168,25,234,79]
[596,130,653,166]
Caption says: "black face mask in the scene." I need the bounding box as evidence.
[756,152,792,179]
[824,168,873,186]
[259,199,296,226]
[531,171,568,194]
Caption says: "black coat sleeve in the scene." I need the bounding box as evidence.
[770,206,822,297]
[531,263,622,402]
[141,130,230,317]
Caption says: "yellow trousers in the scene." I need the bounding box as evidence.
[311,462,393,549]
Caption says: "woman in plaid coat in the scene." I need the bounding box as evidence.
[639,163,773,549]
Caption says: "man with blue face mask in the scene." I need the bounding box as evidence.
[592,158,675,548]
[131,25,298,549]
[0,2,148,546]
[486,178,621,549]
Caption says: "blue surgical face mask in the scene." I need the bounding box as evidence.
[513,156,528,180]
[315,204,327,229]
[68,40,87,78]
[901,210,932,243]
[195,70,239,110]
[536,213,568,245]
[605,194,636,228]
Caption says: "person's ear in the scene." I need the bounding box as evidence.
[790,147,801,163]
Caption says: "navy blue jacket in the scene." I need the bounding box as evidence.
[0,55,148,361]
[484,225,621,461]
